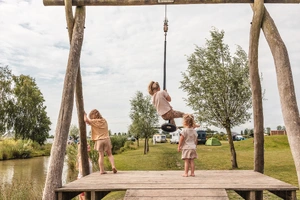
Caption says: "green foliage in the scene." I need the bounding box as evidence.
[180,28,252,130]
[0,65,51,144]
[69,124,79,141]
[129,91,159,153]
[0,139,51,160]
[66,144,79,182]
[0,65,14,135]
[110,135,128,154]
[12,75,51,144]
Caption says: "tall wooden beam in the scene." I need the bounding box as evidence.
[44,0,300,6]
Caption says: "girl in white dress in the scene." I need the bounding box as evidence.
[178,114,198,177]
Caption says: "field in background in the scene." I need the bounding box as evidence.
[103,135,298,200]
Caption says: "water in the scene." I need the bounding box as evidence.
[0,156,68,187]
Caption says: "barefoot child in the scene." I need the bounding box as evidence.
[148,81,184,127]
[178,114,198,177]
[84,109,117,175]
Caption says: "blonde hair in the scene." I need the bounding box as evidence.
[89,109,102,119]
[148,81,160,95]
[183,114,195,128]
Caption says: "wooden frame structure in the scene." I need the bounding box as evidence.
[42,1,300,200]
[44,0,300,6]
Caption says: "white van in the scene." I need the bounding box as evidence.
[153,134,167,143]
[170,129,181,144]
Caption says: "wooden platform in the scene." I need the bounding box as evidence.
[55,170,298,200]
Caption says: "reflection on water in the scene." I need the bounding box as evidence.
[0,156,68,187]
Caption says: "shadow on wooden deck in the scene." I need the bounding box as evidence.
[56,170,298,200]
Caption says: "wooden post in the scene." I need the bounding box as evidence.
[43,0,300,6]
[64,0,90,198]
[64,0,90,180]
[257,5,300,187]
[249,1,264,171]
[42,6,86,200]
[248,1,264,199]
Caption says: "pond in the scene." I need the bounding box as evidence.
[0,156,68,187]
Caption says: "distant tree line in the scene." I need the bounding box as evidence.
[241,125,286,136]
[0,65,51,144]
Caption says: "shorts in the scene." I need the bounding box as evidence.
[181,149,198,160]
[94,138,112,152]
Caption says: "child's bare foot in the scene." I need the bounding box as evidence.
[112,168,117,174]
[182,174,188,177]
[100,171,107,175]
[190,174,195,177]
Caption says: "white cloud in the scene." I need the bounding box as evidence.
[1,1,299,135]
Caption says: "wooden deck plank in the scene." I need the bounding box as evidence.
[125,189,229,197]
[124,197,229,200]
[124,189,229,200]
[56,170,297,191]
[55,170,298,200]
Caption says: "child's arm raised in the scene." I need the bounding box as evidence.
[84,112,91,125]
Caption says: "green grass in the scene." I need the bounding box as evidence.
[103,136,298,200]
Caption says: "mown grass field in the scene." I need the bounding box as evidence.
[103,135,298,200]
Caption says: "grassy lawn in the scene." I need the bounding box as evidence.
[103,135,298,200]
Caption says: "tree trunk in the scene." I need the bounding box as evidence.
[147,138,149,152]
[258,5,300,186]
[249,1,264,175]
[225,126,238,169]
[42,6,86,200]
[144,138,147,154]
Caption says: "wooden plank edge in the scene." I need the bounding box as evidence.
[43,0,300,6]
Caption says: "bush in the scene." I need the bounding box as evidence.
[110,136,127,154]
[0,139,51,160]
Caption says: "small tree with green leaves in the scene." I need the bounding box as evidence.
[12,75,51,145]
[0,65,14,135]
[180,28,252,169]
[69,124,79,142]
[129,91,158,154]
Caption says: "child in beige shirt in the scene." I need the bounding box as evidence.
[84,109,117,175]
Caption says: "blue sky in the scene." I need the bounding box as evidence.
[0,1,299,135]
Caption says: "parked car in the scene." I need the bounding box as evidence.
[234,135,245,141]
[196,129,207,144]
[127,136,136,142]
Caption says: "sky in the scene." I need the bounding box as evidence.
[0,0,299,136]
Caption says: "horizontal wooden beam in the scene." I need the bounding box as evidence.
[43,0,300,6]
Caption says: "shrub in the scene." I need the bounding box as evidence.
[110,136,127,154]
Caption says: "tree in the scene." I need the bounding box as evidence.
[266,127,271,135]
[129,91,158,154]
[180,28,252,169]
[0,65,14,135]
[277,125,282,130]
[12,75,51,144]
[69,124,79,142]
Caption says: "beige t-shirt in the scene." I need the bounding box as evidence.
[180,128,197,149]
[152,90,172,116]
[89,118,109,141]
